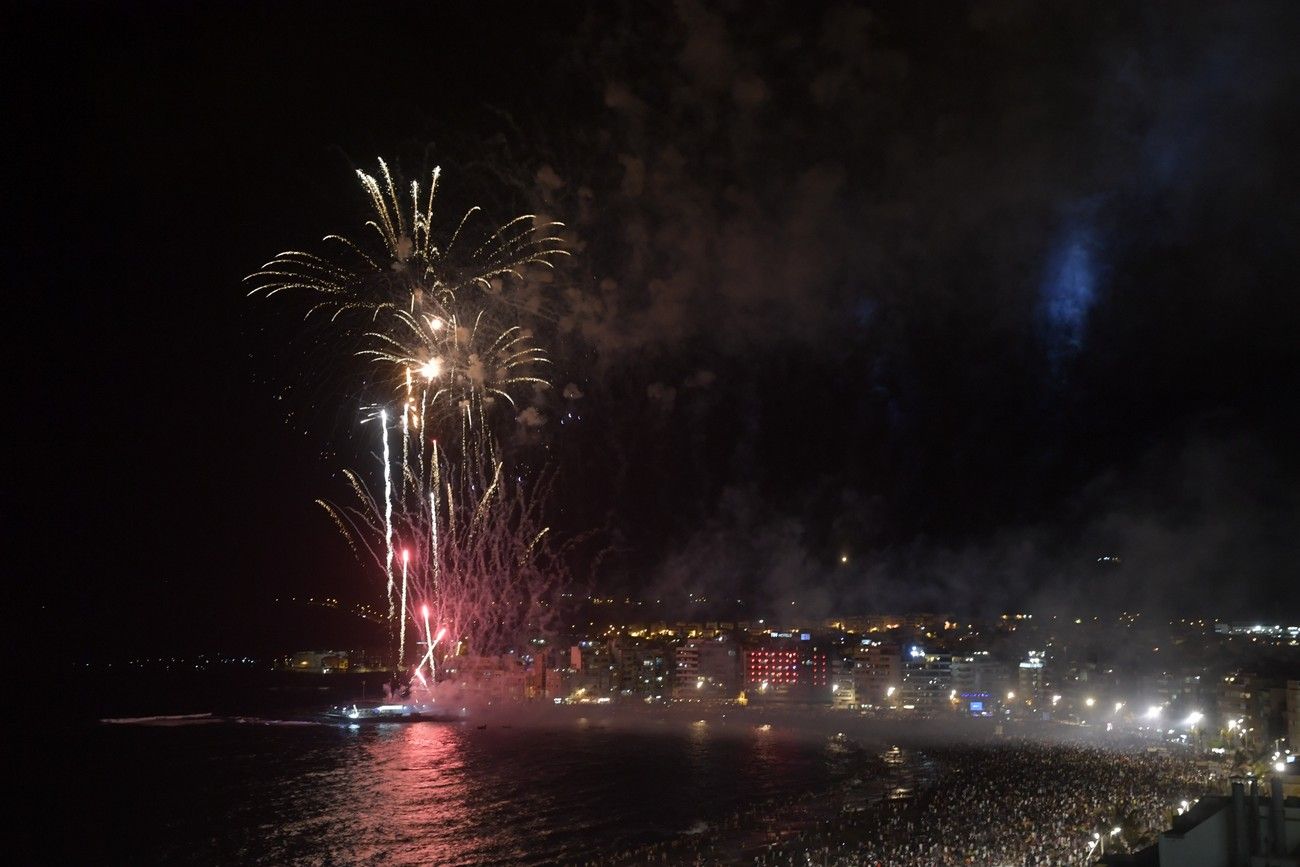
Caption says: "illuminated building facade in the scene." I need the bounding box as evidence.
[287,650,351,673]
[952,653,1008,714]
[745,648,801,687]
[610,637,670,697]
[1218,672,1289,749]
[852,642,901,706]
[744,637,828,702]
[1018,650,1046,707]
[902,648,954,713]
[674,636,740,698]
[831,658,857,708]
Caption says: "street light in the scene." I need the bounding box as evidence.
[1085,697,1096,708]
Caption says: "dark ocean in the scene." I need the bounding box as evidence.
[37,681,904,866]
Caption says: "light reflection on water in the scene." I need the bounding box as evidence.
[75,717,864,865]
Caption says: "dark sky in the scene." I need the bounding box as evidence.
[12,1,1300,657]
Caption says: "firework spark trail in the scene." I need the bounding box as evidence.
[398,548,410,667]
[401,370,411,500]
[380,409,395,625]
[430,441,440,596]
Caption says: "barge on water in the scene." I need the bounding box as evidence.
[324,701,465,724]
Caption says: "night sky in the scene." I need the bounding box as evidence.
[13,1,1300,658]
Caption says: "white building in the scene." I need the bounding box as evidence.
[851,641,901,707]
[902,648,954,713]
[674,636,740,699]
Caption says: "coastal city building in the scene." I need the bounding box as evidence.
[674,635,741,699]
[851,641,902,708]
[1099,778,1300,866]
[902,648,955,713]
[1219,672,1290,750]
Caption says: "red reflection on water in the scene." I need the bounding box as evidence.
[327,724,476,865]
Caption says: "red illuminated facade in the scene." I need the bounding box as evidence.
[744,648,827,687]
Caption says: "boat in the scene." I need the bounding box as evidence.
[323,701,465,724]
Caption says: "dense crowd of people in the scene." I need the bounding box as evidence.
[577,738,1219,866]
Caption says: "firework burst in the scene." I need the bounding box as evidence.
[244,159,568,322]
[360,306,550,441]
[252,160,571,690]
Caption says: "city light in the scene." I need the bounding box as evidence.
[1114,701,1124,714]
[1007,691,1016,701]
[1183,711,1203,727]
[1275,762,1286,773]
[1052,694,1062,706]
[1085,696,1095,708]
[1145,705,1162,720]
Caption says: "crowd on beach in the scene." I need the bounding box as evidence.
[577,739,1217,866]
